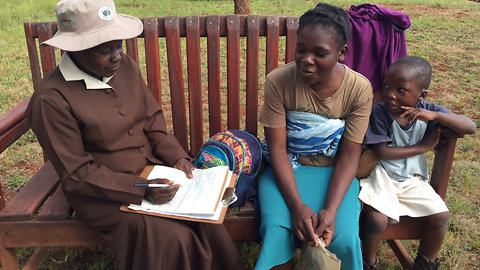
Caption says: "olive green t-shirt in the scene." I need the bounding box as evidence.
[259,62,373,166]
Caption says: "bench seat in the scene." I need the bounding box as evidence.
[0,160,256,243]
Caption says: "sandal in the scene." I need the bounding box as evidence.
[413,253,441,270]
[363,257,382,270]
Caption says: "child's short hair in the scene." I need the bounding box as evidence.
[390,56,432,90]
[298,3,350,49]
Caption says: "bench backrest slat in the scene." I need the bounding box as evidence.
[226,15,241,131]
[186,16,204,155]
[265,16,280,76]
[165,16,189,150]
[24,23,42,90]
[126,37,139,64]
[143,18,163,106]
[37,22,57,78]
[285,17,299,64]
[206,16,222,137]
[246,16,260,134]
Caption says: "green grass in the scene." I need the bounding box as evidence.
[1,0,479,269]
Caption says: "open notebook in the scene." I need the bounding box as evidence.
[121,165,236,223]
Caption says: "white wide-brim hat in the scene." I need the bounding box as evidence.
[42,0,143,51]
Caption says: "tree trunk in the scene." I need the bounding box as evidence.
[234,0,250,15]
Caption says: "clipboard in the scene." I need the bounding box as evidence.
[120,165,237,224]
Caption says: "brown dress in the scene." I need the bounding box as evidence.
[26,53,246,270]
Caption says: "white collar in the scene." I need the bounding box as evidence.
[59,53,114,90]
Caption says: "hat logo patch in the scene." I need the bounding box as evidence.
[57,12,76,30]
[98,6,114,21]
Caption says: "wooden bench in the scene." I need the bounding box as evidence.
[0,15,458,270]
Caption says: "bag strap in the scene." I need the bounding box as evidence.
[233,130,263,178]
[216,132,246,180]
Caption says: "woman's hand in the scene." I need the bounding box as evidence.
[315,208,336,247]
[291,203,319,247]
[145,178,180,204]
[174,158,194,179]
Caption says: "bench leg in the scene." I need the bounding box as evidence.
[23,247,49,270]
[387,239,414,270]
[0,241,20,270]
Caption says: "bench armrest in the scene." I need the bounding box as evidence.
[0,98,31,209]
[0,98,31,154]
[430,128,458,199]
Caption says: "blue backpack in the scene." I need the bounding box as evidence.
[192,130,262,207]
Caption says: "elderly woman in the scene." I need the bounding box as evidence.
[26,0,246,269]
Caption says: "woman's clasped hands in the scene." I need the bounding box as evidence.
[291,202,334,248]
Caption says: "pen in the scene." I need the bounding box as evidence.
[134,183,172,188]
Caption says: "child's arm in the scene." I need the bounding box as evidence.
[373,128,441,160]
[401,106,477,136]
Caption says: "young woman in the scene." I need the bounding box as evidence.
[26,0,246,269]
[255,3,373,270]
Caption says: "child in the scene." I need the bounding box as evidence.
[358,56,476,270]
[256,3,373,270]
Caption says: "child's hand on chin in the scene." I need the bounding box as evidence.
[400,106,438,123]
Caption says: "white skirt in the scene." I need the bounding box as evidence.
[358,165,448,223]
